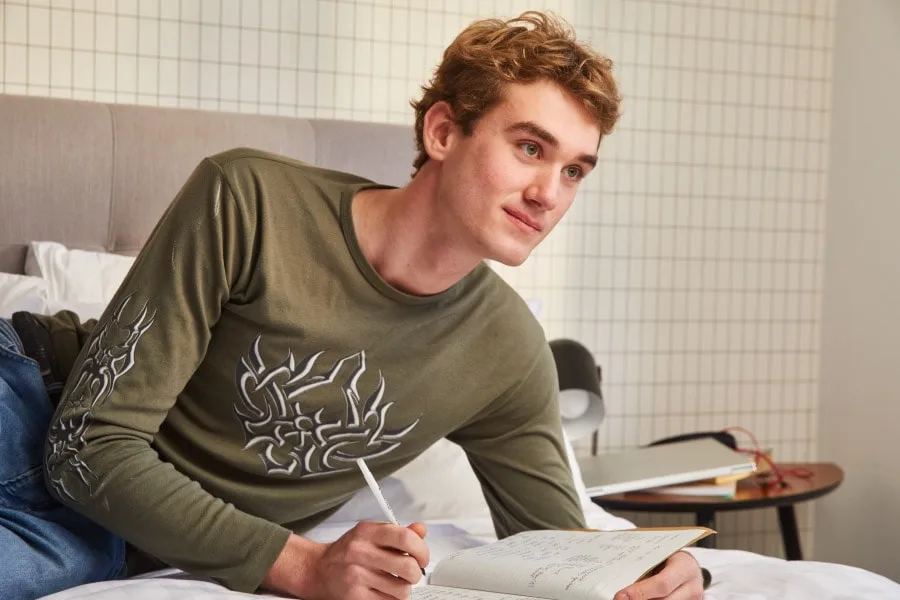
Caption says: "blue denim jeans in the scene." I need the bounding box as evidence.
[0,318,125,600]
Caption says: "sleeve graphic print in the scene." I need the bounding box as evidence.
[45,294,156,505]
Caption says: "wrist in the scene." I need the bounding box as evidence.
[262,533,326,597]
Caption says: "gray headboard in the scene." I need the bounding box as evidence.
[0,93,418,274]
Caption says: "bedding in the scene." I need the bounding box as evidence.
[39,515,900,599]
[24,241,136,305]
[35,437,900,599]
[0,271,111,322]
[0,272,50,317]
[0,242,126,321]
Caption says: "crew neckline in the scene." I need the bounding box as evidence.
[340,183,464,307]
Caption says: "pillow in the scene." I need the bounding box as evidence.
[0,273,50,318]
[324,433,635,531]
[563,434,636,531]
[25,241,135,304]
[328,438,491,524]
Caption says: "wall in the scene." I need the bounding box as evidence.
[815,0,900,582]
[1,0,835,558]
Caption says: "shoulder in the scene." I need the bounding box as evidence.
[464,264,548,362]
[206,147,308,174]
[204,147,378,195]
[477,265,541,326]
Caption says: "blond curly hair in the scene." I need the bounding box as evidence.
[410,11,621,174]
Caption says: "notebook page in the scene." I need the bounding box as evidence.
[429,529,705,600]
[412,586,541,600]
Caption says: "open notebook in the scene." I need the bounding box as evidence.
[413,527,712,600]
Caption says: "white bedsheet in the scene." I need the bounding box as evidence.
[40,516,900,600]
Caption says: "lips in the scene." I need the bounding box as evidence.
[504,208,542,232]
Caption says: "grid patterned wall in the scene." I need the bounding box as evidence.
[1,0,836,558]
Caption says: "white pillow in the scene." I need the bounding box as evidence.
[0,272,51,318]
[25,241,135,304]
[0,272,108,322]
[325,433,634,531]
[563,434,636,531]
[328,438,491,524]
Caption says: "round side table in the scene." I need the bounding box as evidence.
[591,462,843,560]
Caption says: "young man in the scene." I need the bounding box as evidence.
[0,11,703,600]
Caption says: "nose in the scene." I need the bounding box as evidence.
[524,169,559,211]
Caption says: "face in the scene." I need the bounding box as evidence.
[428,80,601,266]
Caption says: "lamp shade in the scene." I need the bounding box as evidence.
[549,339,605,441]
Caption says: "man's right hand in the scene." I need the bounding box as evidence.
[262,521,430,600]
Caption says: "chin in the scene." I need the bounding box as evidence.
[487,245,532,267]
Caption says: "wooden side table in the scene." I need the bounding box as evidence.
[591,462,843,560]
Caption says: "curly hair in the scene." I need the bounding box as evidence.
[410,11,622,174]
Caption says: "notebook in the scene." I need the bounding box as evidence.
[577,437,757,497]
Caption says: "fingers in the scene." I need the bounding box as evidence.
[613,582,703,600]
[407,522,430,573]
[343,536,424,584]
[367,569,415,599]
[342,562,413,599]
[355,521,431,572]
[612,552,704,600]
[408,521,428,539]
[613,570,679,600]
[669,581,705,600]
[367,590,404,600]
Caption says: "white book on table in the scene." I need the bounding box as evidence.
[578,437,757,497]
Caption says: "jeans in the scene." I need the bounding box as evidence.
[0,318,125,600]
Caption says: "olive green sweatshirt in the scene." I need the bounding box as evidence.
[40,148,585,593]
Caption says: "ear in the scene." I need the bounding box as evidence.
[422,101,458,162]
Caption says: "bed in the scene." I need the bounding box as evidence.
[1,93,898,599]
[38,438,900,600]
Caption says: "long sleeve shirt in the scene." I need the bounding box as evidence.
[40,147,585,592]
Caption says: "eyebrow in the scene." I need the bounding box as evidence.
[506,120,598,168]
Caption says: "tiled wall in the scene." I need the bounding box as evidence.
[1,0,836,558]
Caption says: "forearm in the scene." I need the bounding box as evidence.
[46,438,291,592]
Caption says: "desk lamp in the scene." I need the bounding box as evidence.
[550,339,605,455]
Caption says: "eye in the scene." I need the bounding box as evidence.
[564,165,583,180]
[520,142,540,157]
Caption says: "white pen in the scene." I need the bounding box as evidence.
[356,458,427,576]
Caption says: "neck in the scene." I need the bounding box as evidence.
[352,164,483,296]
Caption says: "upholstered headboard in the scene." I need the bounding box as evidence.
[0,93,418,274]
